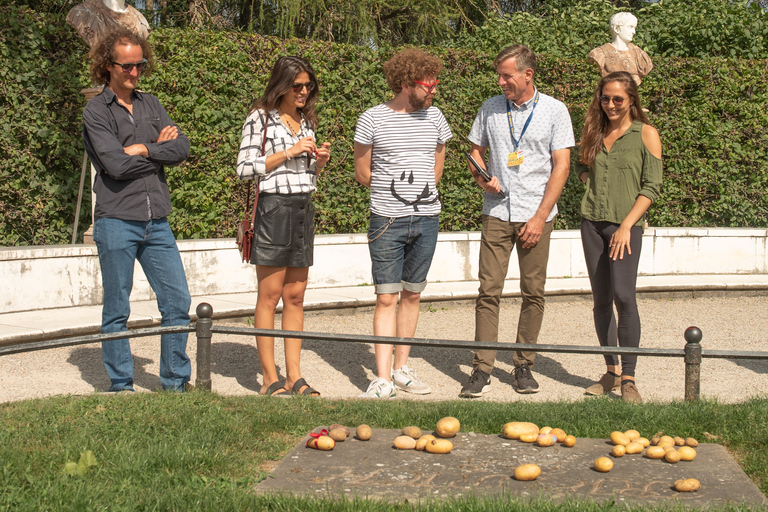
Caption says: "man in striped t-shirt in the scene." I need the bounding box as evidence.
[354,48,453,399]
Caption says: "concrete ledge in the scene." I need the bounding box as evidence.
[2,274,768,346]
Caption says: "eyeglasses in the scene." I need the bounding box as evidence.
[414,79,440,93]
[111,59,148,74]
[291,81,316,93]
[599,95,627,107]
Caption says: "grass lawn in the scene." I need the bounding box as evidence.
[0,392,765,511]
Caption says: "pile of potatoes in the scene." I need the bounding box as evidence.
[598,429,701,492]
[393,417,459,454]
[502,422,577,449]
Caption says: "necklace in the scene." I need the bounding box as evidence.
[278,108,301,136]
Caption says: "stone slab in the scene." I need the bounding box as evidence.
[255,428,767,509]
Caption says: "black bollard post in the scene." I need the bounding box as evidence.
[195,302,213,390]
[683,326,702,401]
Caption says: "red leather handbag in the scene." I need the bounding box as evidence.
[236,114,268,262]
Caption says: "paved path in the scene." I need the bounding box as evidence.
[0,288,766,404]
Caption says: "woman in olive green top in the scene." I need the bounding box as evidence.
[576,71,662,403]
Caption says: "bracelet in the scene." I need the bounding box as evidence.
[284,150,290,160]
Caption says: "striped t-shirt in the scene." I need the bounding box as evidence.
[354,104,452,217]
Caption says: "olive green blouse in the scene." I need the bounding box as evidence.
[577,120,662,227]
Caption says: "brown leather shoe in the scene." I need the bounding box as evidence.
[585,373,621,396]
[621,381,643,403]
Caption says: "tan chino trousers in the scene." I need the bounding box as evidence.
[473,214,553,374]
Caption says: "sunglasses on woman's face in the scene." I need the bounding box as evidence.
[111,59,148,74]
[292,81,316,93]
[599,95,627,107]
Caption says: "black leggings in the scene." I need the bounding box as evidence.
[580,218,642,377]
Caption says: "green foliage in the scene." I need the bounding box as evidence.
[0,6,89,245]
[455,0,768,60]
[1,6,767,245]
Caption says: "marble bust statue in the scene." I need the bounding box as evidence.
[588,12,653,85]
[66,0,150,48]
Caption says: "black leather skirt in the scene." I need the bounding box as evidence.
[250,192,314,268]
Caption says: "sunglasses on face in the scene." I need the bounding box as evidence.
[291,81,316,93]
[599,95,627,107]
[414,79,440,93]
[111,59,148,74]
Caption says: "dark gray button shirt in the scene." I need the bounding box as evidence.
[82,87,189,221]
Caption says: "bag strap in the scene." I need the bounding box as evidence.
[246,112,269,230]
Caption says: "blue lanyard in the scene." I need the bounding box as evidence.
[506,91,539,150]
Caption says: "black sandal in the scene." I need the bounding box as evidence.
[291,378,320,396]
[262,381,291,396]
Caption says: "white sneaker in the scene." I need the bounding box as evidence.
[391,365,432,394]
[358,377,396,399]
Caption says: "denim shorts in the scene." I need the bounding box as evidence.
[367,214,439,294]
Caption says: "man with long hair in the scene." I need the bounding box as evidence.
[354,48,452,398]
[82,27,192,393]
[460,45,574,398]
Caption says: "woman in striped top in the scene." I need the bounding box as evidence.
[236,56,331,396]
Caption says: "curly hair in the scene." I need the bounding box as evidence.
[579,71,650,167]
[248,56,320,130]
[89,27,153,86]
[383,49,443,94]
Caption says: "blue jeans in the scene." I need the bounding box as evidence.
[93,217,191,392]
[367,214,439,294]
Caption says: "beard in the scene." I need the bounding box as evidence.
[408,91,433,111]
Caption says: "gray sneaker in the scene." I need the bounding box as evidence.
[459,367,491,398]
[358,377,396,399]
[513,363,539,394]
[391,365,431,394]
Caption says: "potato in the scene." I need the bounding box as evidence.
[674,478,701,492]
[539,426,553,435]
[513,463,541,481]
[550,428,567,443]
[657,441,674,451]
[594,457,614,472]
[678,446,697,461]
[659,435,674,446]
[329,428,348,442]
[674,436,686,446]
[415,434,436,451]
[393,435,417,450]
[425,438,453,454]
[563,435,577,447]
[650,436,660,446]
[328,424,350,437]
[356,424,372,441]
[685,437,699,447]
[502,422,539,440]
[612,445,627,458]
[536,434,555,447]
[626,441,644,454]
[519,432,538,443]
[637,437,650,448]
[664,449,682,463]
[401,426,422,439]
[306,435,335,450]
[624,429,640,441]
[435,417,460,438]
[610,431,631,446]
[645,446,666,459]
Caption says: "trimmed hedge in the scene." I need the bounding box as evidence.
[1,6,767,245]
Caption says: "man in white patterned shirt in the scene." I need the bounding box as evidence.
[460,45,574,398]
[354,48,453,399]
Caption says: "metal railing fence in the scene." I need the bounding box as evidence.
[2,302,767,401]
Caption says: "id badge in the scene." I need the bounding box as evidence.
[507,151,524,167]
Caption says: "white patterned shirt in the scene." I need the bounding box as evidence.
[355,104,453,217]
[236,108,318,194]
[468,88,574,222]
